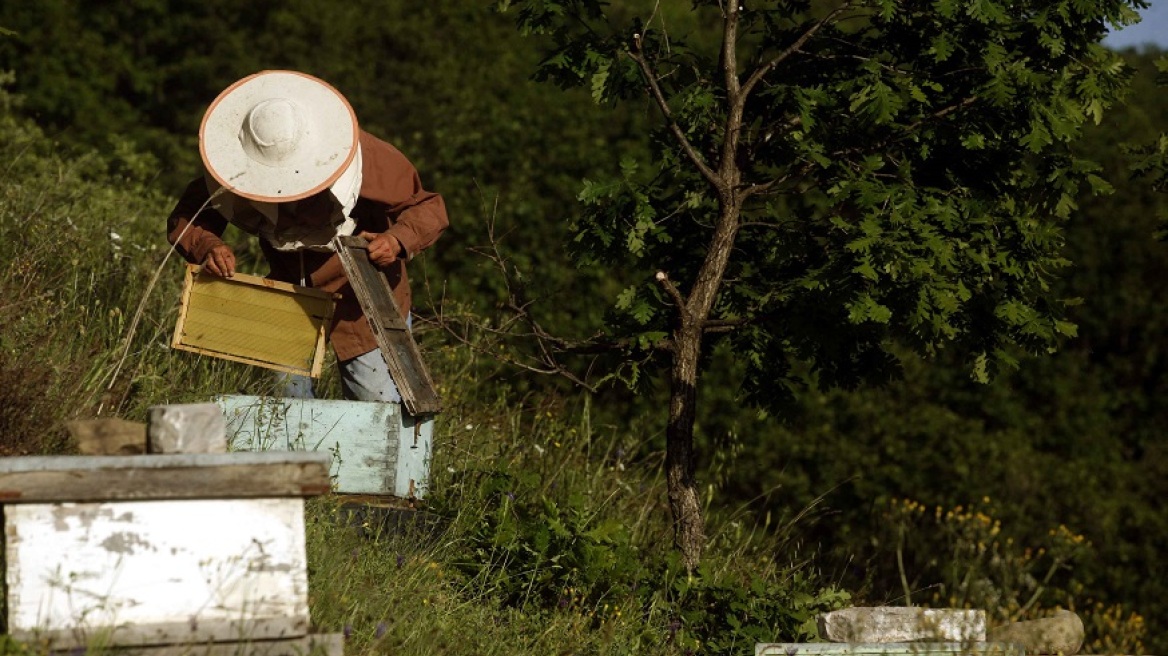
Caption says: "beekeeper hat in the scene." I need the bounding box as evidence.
[200,70,359,203]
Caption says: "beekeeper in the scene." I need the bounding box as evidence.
[166,70,448,403]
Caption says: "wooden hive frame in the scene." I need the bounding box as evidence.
[172,264,337,378]
[333,235,442,415]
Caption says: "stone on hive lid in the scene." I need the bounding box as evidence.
[987,611,1084,655]
[147,403,227,454]
[818,607,987,643]
[756,642,1023,656]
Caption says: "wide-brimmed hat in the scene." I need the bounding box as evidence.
[200,70,359,203]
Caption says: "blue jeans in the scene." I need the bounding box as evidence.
[279,314,411,403]
[278,348,402,403]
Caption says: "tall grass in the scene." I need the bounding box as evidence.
[0,90,290,454]
[304,370,848,655]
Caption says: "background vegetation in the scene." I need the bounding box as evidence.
[0,1,1164,653]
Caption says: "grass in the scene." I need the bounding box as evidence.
[301,413,676,655]
[299,375,848,655]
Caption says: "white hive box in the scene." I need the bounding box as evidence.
[0,452,332,652]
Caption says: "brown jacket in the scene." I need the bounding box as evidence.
[167,131,449,361]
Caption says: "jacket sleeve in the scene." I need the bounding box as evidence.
[166,177,230,264]
[357,131,449,259]
[308,255,348,294]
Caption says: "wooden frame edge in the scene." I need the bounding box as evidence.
[184,263,336,301]
[170,342,316,378]
[173,264,197,349]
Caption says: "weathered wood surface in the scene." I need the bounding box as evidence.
[0,452,332,503]
[755,644,1025,656]
[6,499,309,650]
[172,264,336,378]
[218,395,433,499]
[333,235,441,415]
[66,417,147,455]
[43,633,344,656]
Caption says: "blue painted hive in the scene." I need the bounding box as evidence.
[215,395,433,500]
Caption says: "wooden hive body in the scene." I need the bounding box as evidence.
[217,395,433,500]
[0,453,339,654]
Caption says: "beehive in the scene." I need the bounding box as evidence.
[0,452,338,653]
[217,395,433,500]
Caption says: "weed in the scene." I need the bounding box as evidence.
[881,497,1146,654]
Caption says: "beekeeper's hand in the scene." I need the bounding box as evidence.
[359,231,403,267]
[203,244,236,277]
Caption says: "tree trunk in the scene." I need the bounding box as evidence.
[666,320,706,570]
[656,3,745,568]
[664,196,741,570]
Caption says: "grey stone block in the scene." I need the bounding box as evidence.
[988,611,1084,655]
[818,607,987,643]
[147,403,227,454]
[757,643,1023,656]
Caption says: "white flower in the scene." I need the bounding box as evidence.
[109,231,122,242]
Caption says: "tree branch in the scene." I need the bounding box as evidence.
[421,200,678,395]
[628,37,725,193]
[740,158,821,200]
[739,1,854,104]
[718,0,743,180]
[655,270,688,316]
[704,318,747,334]
[905,95,979,132]
[741,170,796,199]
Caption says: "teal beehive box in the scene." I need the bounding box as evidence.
[216,395,434,500]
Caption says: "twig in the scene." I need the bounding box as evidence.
[96,188,224,415]
[654,271,687,314]
[739,1,855,103]
[627,37,724,193]
[427,194,671,393]
[703,317,749,334]
[897,529,914,607]
[1010,556,1066,622]
[904,95,979,132]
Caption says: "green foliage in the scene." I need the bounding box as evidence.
[882,498,1088,618]
[663,563,851,655]
[452,472,645,610]
[1129,55,1168,237]
[496,0,1140,408]
[877,498,1145,655]
[707,49,1168,650]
